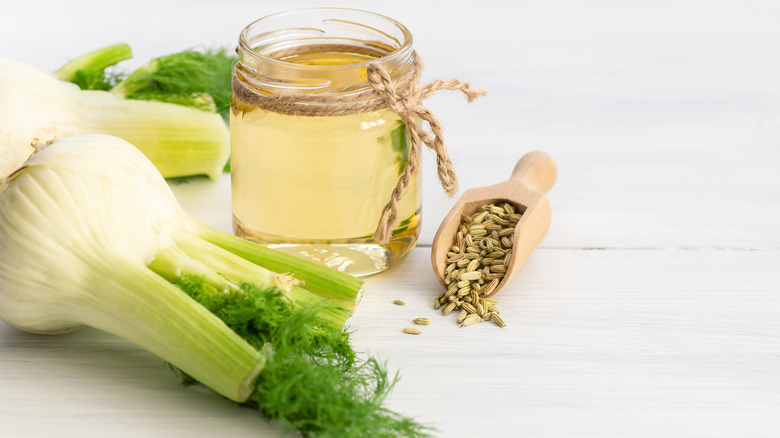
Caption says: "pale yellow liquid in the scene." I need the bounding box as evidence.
[230,52,421,276]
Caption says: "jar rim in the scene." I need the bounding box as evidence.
[237,7,414,70]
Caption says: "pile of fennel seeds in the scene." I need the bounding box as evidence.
[434,202,522,327]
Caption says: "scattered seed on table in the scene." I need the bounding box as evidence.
[490,313,507,327]
[393,299,406,306]
[402,327,421,335]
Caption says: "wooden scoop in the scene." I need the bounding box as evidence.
[431,151,557,297]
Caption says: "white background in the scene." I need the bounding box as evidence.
[1,1,779,437]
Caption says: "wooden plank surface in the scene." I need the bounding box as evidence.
[2,248,779,437]
[1,0,780,437]
[352,249,780,437]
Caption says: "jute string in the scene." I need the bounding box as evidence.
[232,50,486,244]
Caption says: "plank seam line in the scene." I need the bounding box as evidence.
[541,245,780,251]
[416,244,780,251]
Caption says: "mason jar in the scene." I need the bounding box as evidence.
[230,8,420,277]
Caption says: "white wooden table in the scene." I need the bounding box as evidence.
[2,1,779,436]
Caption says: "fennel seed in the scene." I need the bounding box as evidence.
[461,302,478,315]
[441,301,457,316]
[403,327,422,335]
[459,271,482,281]
[444,286,457,299]
[413,318,431,325]
[393,299,406,306]
[461,314,484,327]
[490,313,507,327]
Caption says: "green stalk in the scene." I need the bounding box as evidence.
[81,95,229,179]
[54,43,133,82]
[193,221,365,314]
[287,285,353,328]
[147,245,236,290]
[80,256,265,403]
[175,237,352,325]
[150,234,353,329]
[172,233,295,293]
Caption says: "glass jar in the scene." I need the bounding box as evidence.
[231,8,421,277]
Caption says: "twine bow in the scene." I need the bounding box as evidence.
[366,58,486,243]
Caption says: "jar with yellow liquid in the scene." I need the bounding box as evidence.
[231,8,420,276]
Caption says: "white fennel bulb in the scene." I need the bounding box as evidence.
[0,134,363,402]
[0,58,229,181]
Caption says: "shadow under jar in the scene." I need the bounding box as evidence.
[231,8,421,277]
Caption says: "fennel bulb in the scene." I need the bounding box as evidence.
[0,57,229,181]
[0,133,358,399]
[0,134,428,436]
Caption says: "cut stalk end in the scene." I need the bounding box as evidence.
[55,43,133,82]
[193,221,364,318]
[87,258,265,403]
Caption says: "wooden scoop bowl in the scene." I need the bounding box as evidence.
[431,151,557,297]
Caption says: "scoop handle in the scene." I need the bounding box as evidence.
[510,151,557,194]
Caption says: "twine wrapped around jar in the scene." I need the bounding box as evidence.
[232,51,486,244]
